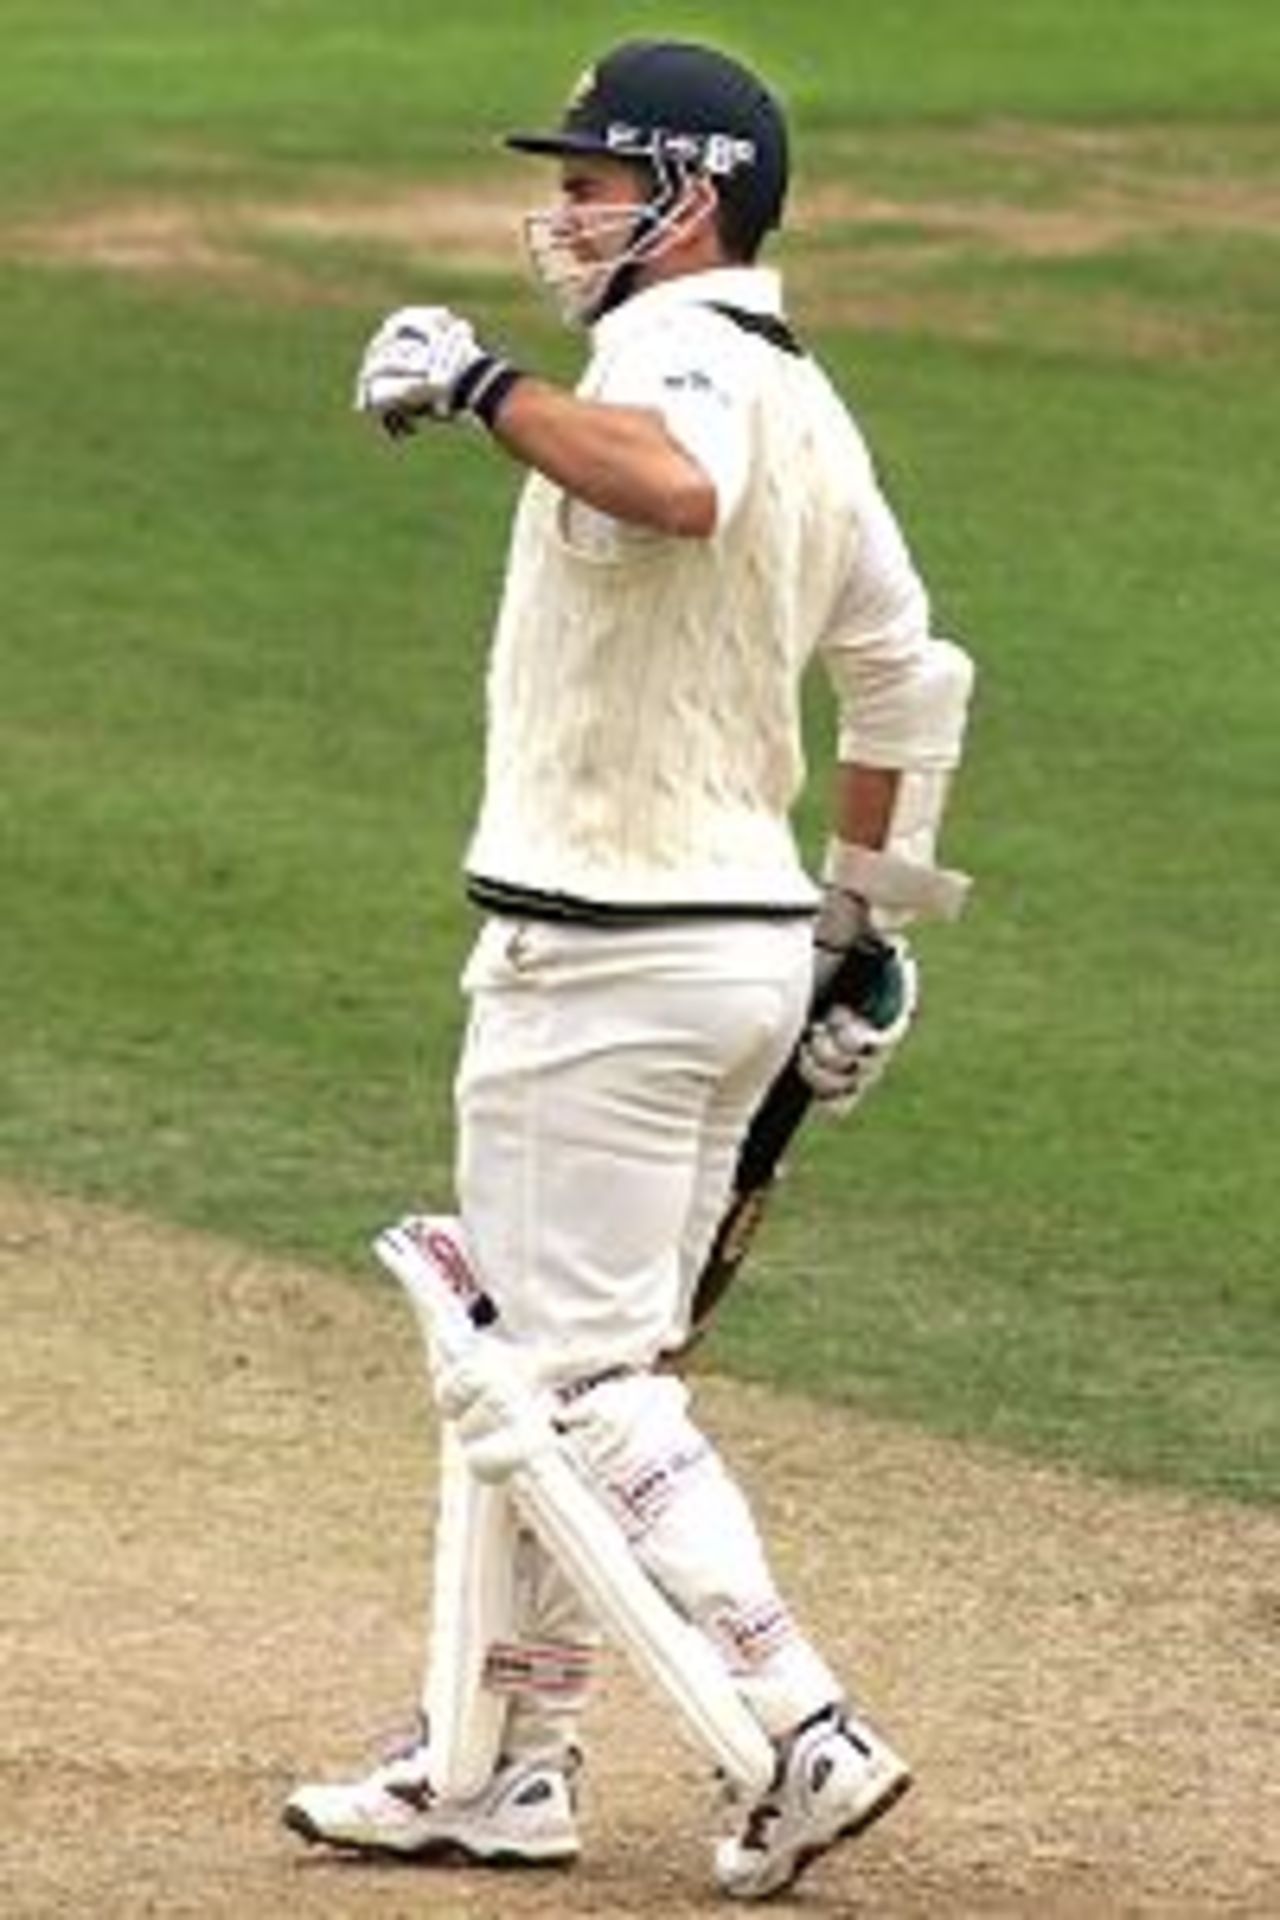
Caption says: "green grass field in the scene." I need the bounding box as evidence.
[2,0,1277,1504]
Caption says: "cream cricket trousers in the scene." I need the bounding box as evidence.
[455,913,812,1384]
[450,912,844,1752]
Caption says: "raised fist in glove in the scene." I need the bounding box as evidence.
[353,305,520,436]
[799,933,919,1116]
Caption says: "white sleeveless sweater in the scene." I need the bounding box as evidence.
[465,328,861,915]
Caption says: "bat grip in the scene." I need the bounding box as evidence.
[733,935,892,1188]
[676,935,900,1350]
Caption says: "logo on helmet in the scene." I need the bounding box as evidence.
[566,65,597,112]
[703,133,757,176]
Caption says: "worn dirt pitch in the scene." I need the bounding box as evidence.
[2,1184,1277,1918]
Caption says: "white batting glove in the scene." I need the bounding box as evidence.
[353,305,521,436]
[434,1344,555,1484]
[799,938,919,1116]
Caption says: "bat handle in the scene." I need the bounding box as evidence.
[373,1218,497,1369]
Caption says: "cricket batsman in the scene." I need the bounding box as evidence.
[284,38,974,1901]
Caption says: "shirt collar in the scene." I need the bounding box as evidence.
[591,266,784,349]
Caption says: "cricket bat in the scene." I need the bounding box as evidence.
[683,938,894,1344]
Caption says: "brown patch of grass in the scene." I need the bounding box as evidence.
[787,267,1233,362]
[13,202,356,307]
[247,178,530,267]
[795,159,1280,258]
[8,116,1277,285]
[6,179,529,302]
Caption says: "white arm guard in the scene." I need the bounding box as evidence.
[827,634,976,929]
[822,833,969,926]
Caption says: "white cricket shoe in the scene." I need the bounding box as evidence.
[283,1733,580,1866]
[713,1706,910,1901]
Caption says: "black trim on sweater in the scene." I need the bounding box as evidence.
[466,874,814,929]
[704,302,806,357]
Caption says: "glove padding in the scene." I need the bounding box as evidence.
[798,935,919,1115]
[435,1345,552,1484]
[353,304,517,436]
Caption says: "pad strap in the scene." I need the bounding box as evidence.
[483,1640,595,1698]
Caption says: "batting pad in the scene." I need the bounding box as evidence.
[375,1214,775,1793]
